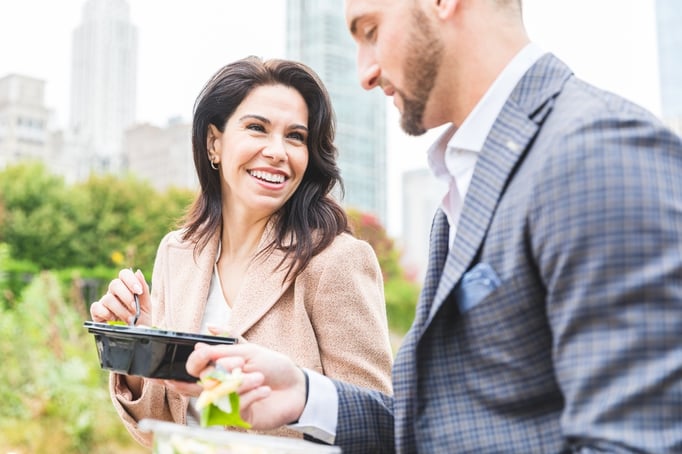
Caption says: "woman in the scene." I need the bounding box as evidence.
[89,56,393,447]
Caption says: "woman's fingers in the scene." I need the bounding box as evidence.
[103,281,137,321]
[118,268,143,294]
[89,268,152,324]
[89,300,115,322]
[163,379,203,397]
[134,269,150,295]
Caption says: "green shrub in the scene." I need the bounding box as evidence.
[384,278,421,335]
[0,271,145,453]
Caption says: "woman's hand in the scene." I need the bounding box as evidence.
[89,268,152,326]
[160,379,204,398]
[186,342,308,430]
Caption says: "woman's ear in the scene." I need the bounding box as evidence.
[207,124,222,159]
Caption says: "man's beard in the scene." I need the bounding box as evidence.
[398,7,444,136]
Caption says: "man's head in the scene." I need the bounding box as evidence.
[345,0,527,134]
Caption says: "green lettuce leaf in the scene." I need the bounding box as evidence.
[200,392,251,429]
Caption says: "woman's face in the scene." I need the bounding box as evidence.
[209,83,310,220]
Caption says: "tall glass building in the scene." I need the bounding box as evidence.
[286,0,387,224]
[655,0,682,119]
[70,0,138,174]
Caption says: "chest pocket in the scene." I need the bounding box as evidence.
[454,262,502,313]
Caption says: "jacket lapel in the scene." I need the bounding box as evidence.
[422,53,572,328]
[410,209,450,330]
[169,230,220,333]
[225,228,292,338]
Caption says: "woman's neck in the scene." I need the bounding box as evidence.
[219,213,271,262]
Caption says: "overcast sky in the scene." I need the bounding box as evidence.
[0,0,660,234]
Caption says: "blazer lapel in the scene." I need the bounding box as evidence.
[423,53,572,328]
[411,209,450,330]
[169,230,220,333]
[225,229,291,338]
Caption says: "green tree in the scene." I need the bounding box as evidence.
[0,163,194,279]
[68,174,191,272]
[0,243,8,306]
[347,208,421,336]
[0,163,79,269]
[128,185,195,272]
[0,271,145,453]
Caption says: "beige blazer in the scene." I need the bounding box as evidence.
[109,226,394,446]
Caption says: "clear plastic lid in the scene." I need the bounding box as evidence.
[139,419,342,454]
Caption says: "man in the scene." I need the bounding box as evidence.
[187,0,682,452]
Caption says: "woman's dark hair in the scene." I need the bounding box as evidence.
[182,56,349,281]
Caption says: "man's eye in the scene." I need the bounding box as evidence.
[364,26,377,41]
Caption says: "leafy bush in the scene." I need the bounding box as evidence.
[384,278,421,335]
[0,253,39,309]
[0,271,145,453]
[347,208,421,336]
[0,163,194,274]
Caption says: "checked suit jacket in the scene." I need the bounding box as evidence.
[332,53,682,453]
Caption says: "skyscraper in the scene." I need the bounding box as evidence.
[655,0,682,132]
[0,74,50,168]
[70,0,138,174]
[286,1,387,224]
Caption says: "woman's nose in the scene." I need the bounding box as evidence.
[261,139,287,161]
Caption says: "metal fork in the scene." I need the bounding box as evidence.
[128,267,141,326]
[129,292,140,326]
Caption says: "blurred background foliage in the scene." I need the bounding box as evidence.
[0,162,420,452]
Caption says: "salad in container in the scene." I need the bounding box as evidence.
[140,419,341,454]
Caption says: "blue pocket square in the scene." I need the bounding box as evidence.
[455,262,502,313]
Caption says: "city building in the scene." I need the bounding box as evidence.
[0,74,50,169]
[286,0,388,225]
[401,168,447,283]
[124,119,196,192]
[70,0,138,175]
[655,0,682,134]
[47,128,91,184]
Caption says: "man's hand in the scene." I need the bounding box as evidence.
[186,342,307,430]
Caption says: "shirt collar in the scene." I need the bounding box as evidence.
[428,43,546,173]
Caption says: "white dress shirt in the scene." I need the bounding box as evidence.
[290,42,546,444]
[428,42,547,245]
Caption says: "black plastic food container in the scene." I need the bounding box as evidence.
[84,321,237,382]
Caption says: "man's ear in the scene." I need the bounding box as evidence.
[435,0,457,19]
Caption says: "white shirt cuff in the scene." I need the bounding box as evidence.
[287,368,338,444]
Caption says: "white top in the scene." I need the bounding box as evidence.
[199,263,232,334]
[187,259,232,426]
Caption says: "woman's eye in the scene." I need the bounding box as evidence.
[246,123,266,133]
[287,131,306,143]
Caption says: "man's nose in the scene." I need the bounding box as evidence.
[357,48,381,90]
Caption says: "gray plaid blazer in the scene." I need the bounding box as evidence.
[333,53,682,453]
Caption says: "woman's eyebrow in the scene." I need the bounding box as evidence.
[239,114,269,123]
[240,114,308,132]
